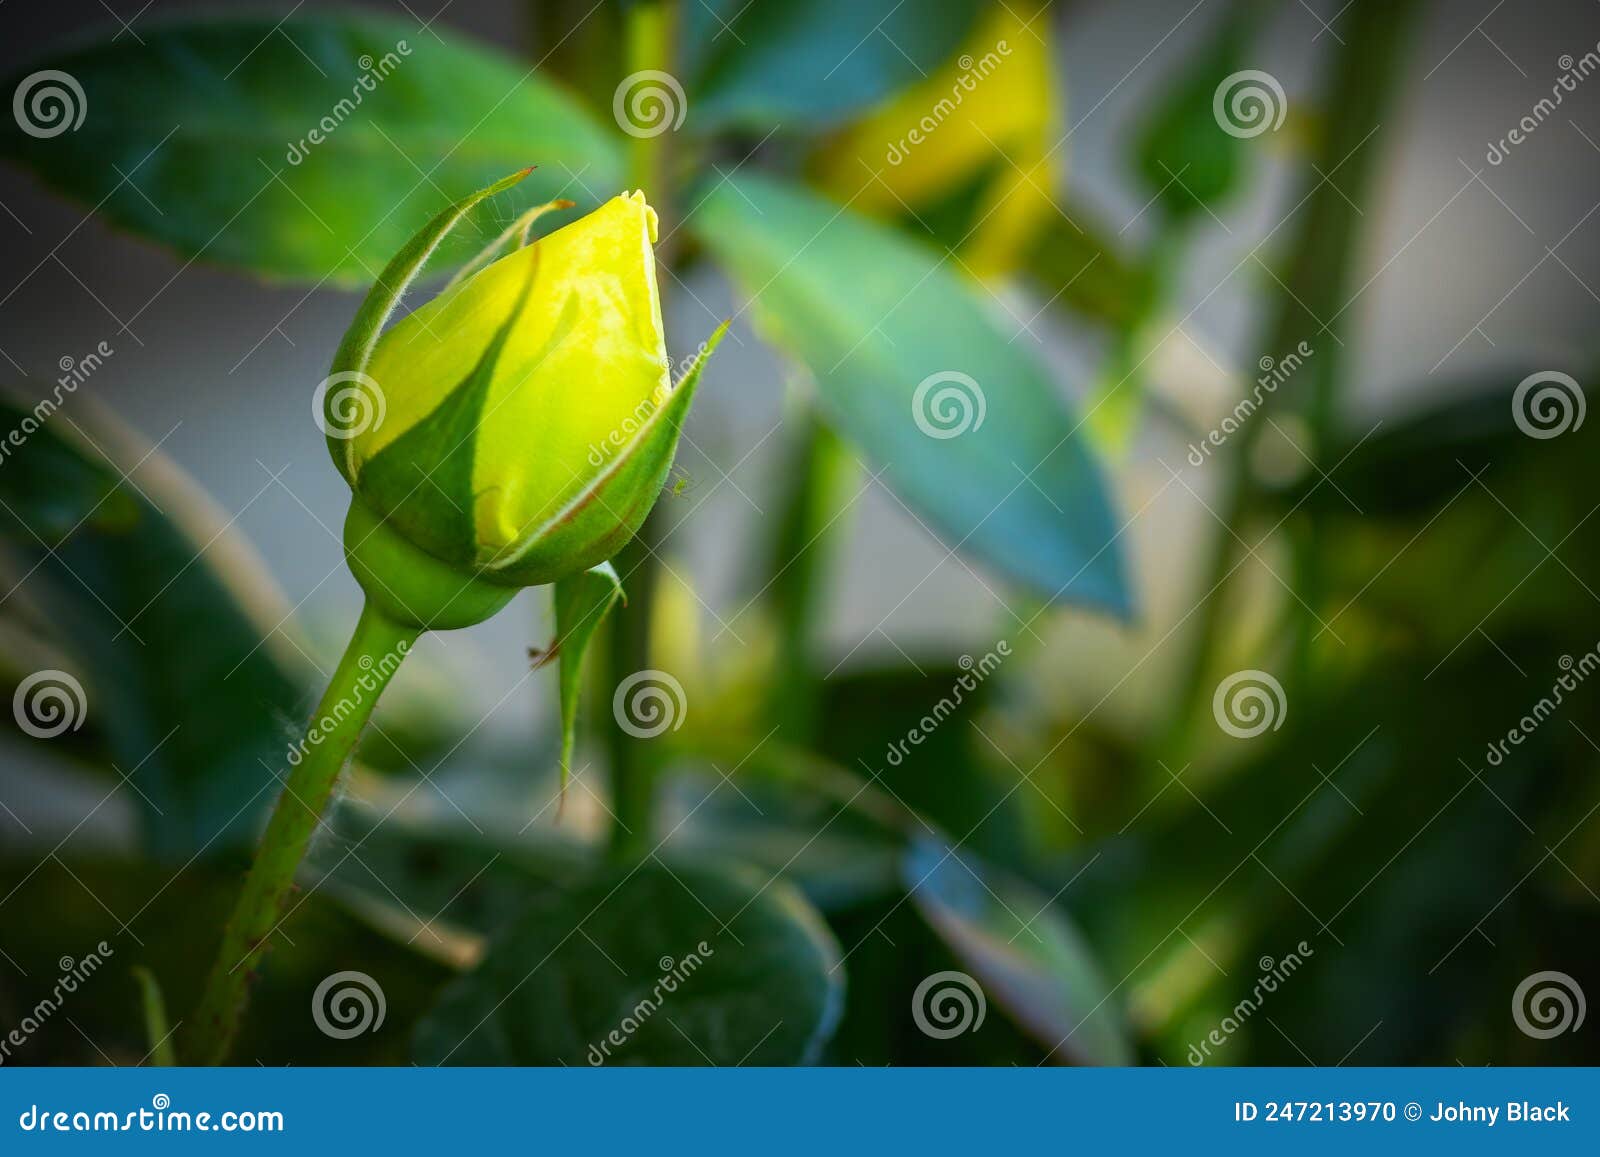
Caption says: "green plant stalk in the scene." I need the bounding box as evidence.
[1164,0,1420,748]
[763,403,856,745]
[185,600,418,1064]
[603,0,679,861]
[1087,220,1189,446]
[604,514,662,861]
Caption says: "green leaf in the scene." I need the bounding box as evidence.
[684,0,984,131]
[691,173,1130,614]
[412,857,844,1065]
[0,13,623,283]
[131,966,177,1066]
[306,803,589,961]
[661,749,908,913]
[906,838,1133,1065]
[0,396,308,857]
[551,560,625,789]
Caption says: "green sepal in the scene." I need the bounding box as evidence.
[343,498,518,631]
[548,561,626,794]
[325,168,534,484]
[486,321,729,585]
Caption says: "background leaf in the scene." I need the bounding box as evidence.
[412,857,843,1065]
[0,13,623,283]
[684,0,985,132]
[906,838,1133,1064]
[691,173,1129,613]
[0,397,308,857]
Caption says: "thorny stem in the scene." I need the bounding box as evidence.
[186,600,418,1064]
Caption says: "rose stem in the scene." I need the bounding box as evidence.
[186,599,418,1064]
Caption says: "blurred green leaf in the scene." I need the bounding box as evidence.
[1073,630,1600,1064]
[0,13,622,283]
[814,662,1027,868]
[1282,369,1599,644]
[906,838,1133,1064]
[1132,2,1264,222]
[0,397,307,857]
[1024,208,1152,331]
[131,966,176,1066]
[306,803,588,959]
[0,856,451,1064]
[684,0,984,132]
[692,173,1130,614]
[1280,367,1592,518]
[662,760,906,912]
[412,857,843,1064]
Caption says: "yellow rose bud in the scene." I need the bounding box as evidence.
[326,177,723,628]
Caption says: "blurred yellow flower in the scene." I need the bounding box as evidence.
[813,4,1061,278]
